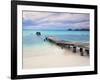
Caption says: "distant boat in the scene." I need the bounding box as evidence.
[36,32,41,36]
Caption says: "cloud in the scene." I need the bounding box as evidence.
[23,11,90,30]
[23,11,53,21]
[37,13,89,23]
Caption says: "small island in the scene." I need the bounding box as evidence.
[67,28,89,31]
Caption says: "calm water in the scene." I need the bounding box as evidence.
[23,30,89,47]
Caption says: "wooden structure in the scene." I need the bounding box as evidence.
[47,36,89,56]
[36,32,41,36]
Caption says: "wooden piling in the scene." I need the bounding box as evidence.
[47,36,89,56]
[85,49,89,56]
[73,46,76,53]
[80,48,84,56]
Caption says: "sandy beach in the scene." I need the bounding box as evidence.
[22,11,90,69]
[23,42,90,69]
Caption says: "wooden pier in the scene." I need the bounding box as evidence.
[47,36,89,56]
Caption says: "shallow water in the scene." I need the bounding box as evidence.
[23,30,89,47]
[22,30,90,68]
[22,30,89,55]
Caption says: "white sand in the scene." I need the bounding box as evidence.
[23,42,90,69]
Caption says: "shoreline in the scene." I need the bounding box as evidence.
[23,40,90,69]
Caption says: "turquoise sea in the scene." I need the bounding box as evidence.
[23,30,89,47]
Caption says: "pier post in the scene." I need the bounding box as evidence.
[67,45,70,49]
[61,45,64,49]
[85,49,89,56]
[80,48,84,56]
[73,46,76,53]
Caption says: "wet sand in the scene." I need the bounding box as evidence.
[23,42,90,69]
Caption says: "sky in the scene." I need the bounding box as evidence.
[23,11,90,30]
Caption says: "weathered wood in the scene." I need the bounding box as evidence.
[85,49,89,56]
[80,48,84,56]
[67,45,70,49]
[47,36,90,56]
[73,46,76,53]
